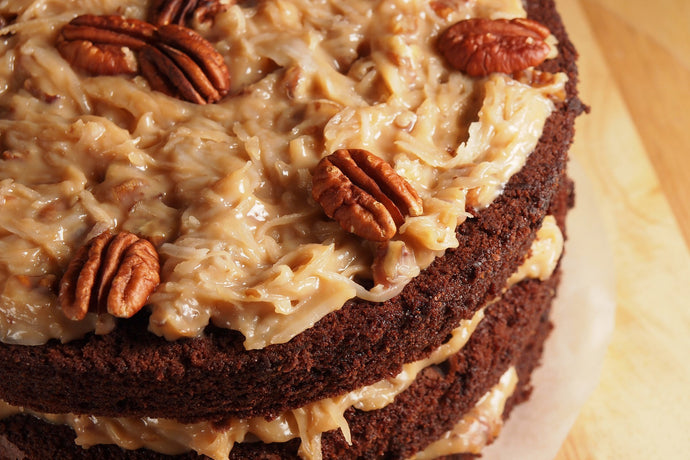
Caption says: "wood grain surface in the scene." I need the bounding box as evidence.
[553,0,690,458]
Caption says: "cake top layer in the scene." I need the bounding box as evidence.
[0,0,565,348]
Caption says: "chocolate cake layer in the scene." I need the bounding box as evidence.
[0,270,559,460]
[0,0,583,423]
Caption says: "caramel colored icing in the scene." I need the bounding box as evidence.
[0,0,566,348]
[509,215,564,285]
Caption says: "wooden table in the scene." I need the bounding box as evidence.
[553,0,690,458]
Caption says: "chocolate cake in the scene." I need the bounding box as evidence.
[0,0,584,458]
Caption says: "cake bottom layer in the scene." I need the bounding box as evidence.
[0,267,559,460]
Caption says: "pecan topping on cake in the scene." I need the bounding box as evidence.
[149,0,229,26]
[56,15,156,75]
[437,17,551,77]
[140,24,230,104]
[58,231,160,321]
[312,149,423,242]
[56,14,230,104]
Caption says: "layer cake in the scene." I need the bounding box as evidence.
[0,0,584,457]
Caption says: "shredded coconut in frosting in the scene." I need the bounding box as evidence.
[0,0,566,348]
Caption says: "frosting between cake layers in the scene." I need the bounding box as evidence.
[410,366,519,459]
[509,215,563,285]
[0,306,487,460]
[0,365,519,460]
[0,215,562,459]
[0,0,566,350]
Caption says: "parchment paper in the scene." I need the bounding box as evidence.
[482,160,616,459]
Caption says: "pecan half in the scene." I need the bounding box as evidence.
[57,14,230,104]
[57,15,156,75]
[438,17,551,77]
[312,149,423,242]
[140,24,230,104]
[58,231,160,321]
[150,0,229,26]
